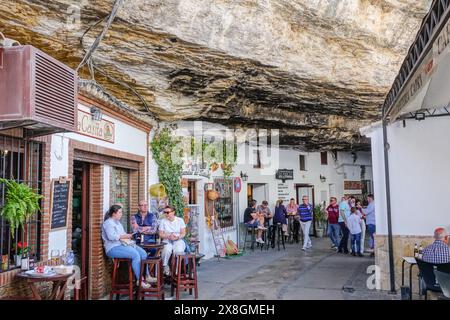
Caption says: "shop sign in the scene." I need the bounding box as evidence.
[276,169,294,182]
[77,110,115,143]
[344,181,362,190]
[234,177,242,193]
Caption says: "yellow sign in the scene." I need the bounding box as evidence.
[77,110,115,143]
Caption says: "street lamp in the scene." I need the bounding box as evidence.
[90,107,103,121]
[320,174,326,183]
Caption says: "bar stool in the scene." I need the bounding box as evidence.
[137,258,165,300]
[243,225,257,251]
[170,253,198,300]
[272,223,285,251]
[110,258,134,300]
[260,227,270,251]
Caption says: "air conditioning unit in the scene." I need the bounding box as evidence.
[0,45,77,137]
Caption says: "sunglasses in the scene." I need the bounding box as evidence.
[164,210,173,214]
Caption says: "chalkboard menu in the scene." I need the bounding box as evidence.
[276,169,294,181]
[50,178,72,230]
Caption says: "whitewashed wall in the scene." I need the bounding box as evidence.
[365,117,450,236]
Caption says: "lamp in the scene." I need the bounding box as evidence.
[320,174,326,183]
[240,171,248,182]
[414,112,425,121]
[90,107,103,121]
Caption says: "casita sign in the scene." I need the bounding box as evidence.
[77,110,115,143]
[275,169,294,182]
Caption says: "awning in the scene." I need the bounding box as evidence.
[421,52,450,110]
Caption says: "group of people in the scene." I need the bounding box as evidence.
[101,200,188,288]
[243,196,314,251]
[326,194,376,257]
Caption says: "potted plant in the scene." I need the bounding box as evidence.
[13,241,29,267]
[314,205,327,238]
[0,178,43,238]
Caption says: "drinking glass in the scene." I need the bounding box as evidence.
[50,250,59,265]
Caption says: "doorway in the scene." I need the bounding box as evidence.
[247,183,268,206]
[72,161,90,292]
[296,184,316,237]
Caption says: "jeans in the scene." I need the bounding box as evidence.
[367,224,376,249]
[107,245,148,280]
[338,222,349,253]
[351,233,361,254]
[245,221,259,228]
[300,220,312,249]
[161,239,186,267]
[327,223,341,248]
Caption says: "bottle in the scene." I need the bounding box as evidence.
[418,245,424,260]
[66,250,74,266]
[413,243,419,258]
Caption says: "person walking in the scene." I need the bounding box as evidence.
[338,195,351,254]
[326,197,341,249]
[348,207,364,257]
[364,194,376,257]
[298,196,313,251]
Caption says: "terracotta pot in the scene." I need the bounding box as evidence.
[210,163,218,172]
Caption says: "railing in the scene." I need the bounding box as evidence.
[0,134,42,272]
[383,0,450,119]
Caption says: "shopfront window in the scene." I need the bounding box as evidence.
[1,135,42,272]
[214,178,233,228]
[111,167,130,231]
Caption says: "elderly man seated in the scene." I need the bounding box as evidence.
[159,205,186,276]
[422,227,450,264]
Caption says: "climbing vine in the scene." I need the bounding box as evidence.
[150,127,184,217]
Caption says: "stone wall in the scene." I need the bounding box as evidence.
[375,234,434,293]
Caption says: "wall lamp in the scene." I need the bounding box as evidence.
[320,174,326,183]
[90,107,103,121]
[240,171,248,182]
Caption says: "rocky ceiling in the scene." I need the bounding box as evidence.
[0,0,432,150]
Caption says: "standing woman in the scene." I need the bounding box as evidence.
[102,205,151,288]
[356,200,366,256]
[273,200,288,235]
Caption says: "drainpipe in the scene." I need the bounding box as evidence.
[382,116,396,294]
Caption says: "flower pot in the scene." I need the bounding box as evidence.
[316,228,325,238]
[15,255,22,267]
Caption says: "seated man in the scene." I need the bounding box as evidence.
[422,227,450,264]
[159,205,186,276]
[244,199,266,244]
[131,200,158,255]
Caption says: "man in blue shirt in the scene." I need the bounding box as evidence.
[338,195,351,254]
[364,194,376,257]
[298,196,313,251]
[131,200,158,249]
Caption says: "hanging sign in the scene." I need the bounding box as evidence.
[234,177,242,193]
[77,110,115,143]
[276,169,294,182]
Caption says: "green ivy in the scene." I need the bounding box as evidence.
[150,128,185,217]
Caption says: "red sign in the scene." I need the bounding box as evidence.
[344,181,362,190]
[234,177,242,193]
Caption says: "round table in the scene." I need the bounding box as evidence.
[139,243,166,258]
[16,271,73,300]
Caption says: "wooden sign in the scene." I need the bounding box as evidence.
[276,169,294,182]
[50,177,72,230]
[77,109,115,143]
[344,181,362,190]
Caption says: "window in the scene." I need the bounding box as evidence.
[111,167,130,231]
[214,178,233,228]
[321,152,328,165]
[253,149,261,169]
[1,135,42,273]
[187,180,197,204]
[299,155,306,171]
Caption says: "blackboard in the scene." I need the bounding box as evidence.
[50,178,71,230]
[276,169,294,181]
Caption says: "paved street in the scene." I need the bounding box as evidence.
[181,236,399,300]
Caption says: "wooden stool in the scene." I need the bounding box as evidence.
[170,253,198,300]
[110,258,133,300]
[137,258,164,300]
[271,223,285,251]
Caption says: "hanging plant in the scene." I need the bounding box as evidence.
[150,127,185,217]
[0,178,43,238]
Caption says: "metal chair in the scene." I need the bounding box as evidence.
[416,259,442,300]
[435,270,450,299]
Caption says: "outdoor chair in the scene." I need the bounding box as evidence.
[434,270,450,299]
[137,258,164,300]
[110,258,134,300]
[416,259,442,300]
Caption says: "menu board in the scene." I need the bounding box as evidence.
[211,216,226,258]
[50,178,71,230]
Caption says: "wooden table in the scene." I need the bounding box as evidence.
[139,243,166,258]
[16,271,73,300]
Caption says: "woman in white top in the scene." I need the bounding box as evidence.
[158,205,186,276]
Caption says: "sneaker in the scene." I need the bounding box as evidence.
[140,281,151,289]
[163,266,171,276]
[351,252,356,256]
[358,253,364,257]
[146,275,158,283]
[301,247,307,251]
[256,238,264,244]
[257,226,267,230]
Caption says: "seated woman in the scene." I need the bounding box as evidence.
[102,204,152,288]
[159,205,186,276]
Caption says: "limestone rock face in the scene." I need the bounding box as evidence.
[0,0,432,150]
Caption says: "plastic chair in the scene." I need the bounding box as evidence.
[434,270,450,299]
[416,259,442,300]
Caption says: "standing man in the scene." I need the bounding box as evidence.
[298,196,313,251]
[159,205,186,276]
[338,195,351,254]
[131,200,158,246]
[364,194,376,257]
[326,197,341,249]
